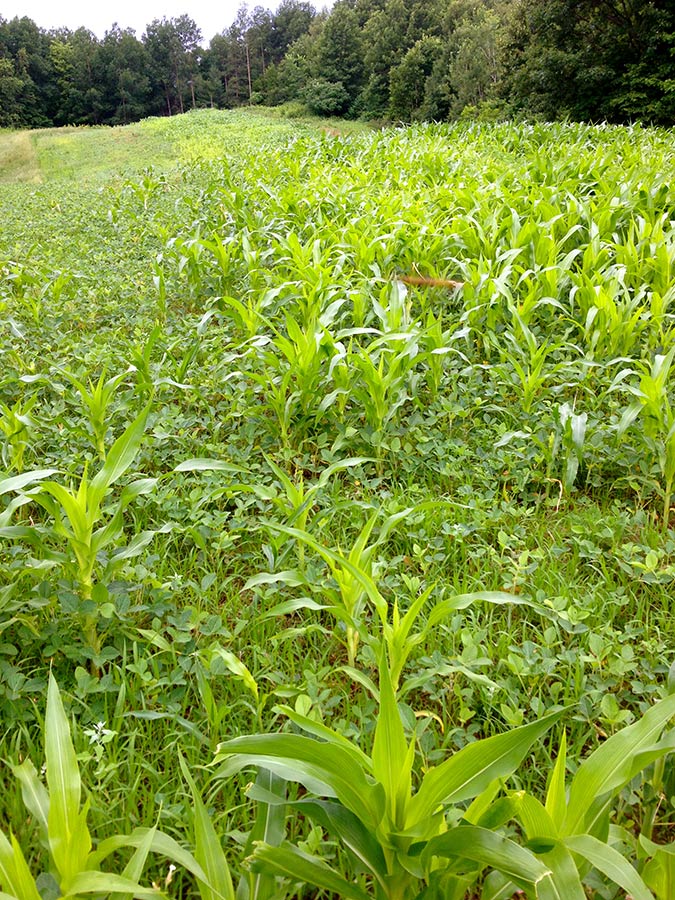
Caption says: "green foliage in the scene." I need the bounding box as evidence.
[505,0,675,125]
[389,37,442,121]
[1,109,675,900]
[1,674,227,898]
[1,0,673,126]
[0,406,155,653]
[303,78,350,116]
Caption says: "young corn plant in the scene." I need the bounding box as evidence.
[617,346,675,529]
[210,286,282,339]
[250,508,414,667]
[569,272,648,361]
[2,674,236,899]
[0,406,155,654]
[250,513,538,686]
[56,366,135,460]
[552,402,588,493]
[349,333,421,447]
[490,315,569,415]
[248,307,345,445]
[0,394,37,472]
[248,455,372,565]
[214,653,563,900]
[499,693,675,899]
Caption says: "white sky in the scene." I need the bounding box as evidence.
[0,0,318,44]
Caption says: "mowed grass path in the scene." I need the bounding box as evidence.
[0,121,174,185]
[0,130,41,182]
[0,109,364,185]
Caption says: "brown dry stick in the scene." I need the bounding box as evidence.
[397,274,464,289]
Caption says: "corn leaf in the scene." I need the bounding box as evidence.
[12,760,49,839]
[215,733,385,828]
[89,405,150,503]
[407,709,562,827]
[61,870,161,897]
[423,826,556,897]
[564,834,654,900]
[545,731,567,829]
[249,843,371,900]
[0,832,41,900]
[0,469,58,496]
[563,694,675,835]
[238,769,286,900]
[45,673,91,882]
[371,653,411,828]
[179,755,235,900]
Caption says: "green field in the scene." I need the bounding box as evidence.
[1,109,675,898]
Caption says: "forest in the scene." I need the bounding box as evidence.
[1,0,674,129]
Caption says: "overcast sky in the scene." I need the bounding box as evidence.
[1,0,327,44]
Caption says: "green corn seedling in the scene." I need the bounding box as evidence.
[617,346,675,529]
[491,315,567,415]
[56,367,135,460]
[500,693,675,898]
[553,402,588,492]
[0,406,154,653]
[1,674,235,899]
[250,511,532,680]
[248,454,372,563]
[350,334,421,440]
[252,509,414,667]
[214,653,562,900]
[0,394,37,472]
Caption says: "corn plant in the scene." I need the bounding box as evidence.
[0,407,154,653]
[164,226,207,300]
[248,455,372,564]
[152,259,168,324]
[250,513,537,685]
[2,674,236,899]
[199,232,239,297]
[56,367,135,460]
[418,309,466,402]
[617,346,675,528]
[215,653,562,900]
[349,333,421,440]
[272,231,344,324]
[491,315,570,415]
[0,394,37,472]
[499,692,675,898]
[271,311,334,417]
[211,286,282,339]
[553,402,588,492]
[123,166,167,210]
[569,271,649,360]
[127,325,164,398]
[251,508,414,667]
[247,307,345,444]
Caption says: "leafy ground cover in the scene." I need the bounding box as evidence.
[0,109,674,898]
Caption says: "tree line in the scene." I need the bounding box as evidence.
[1,0,673,129]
